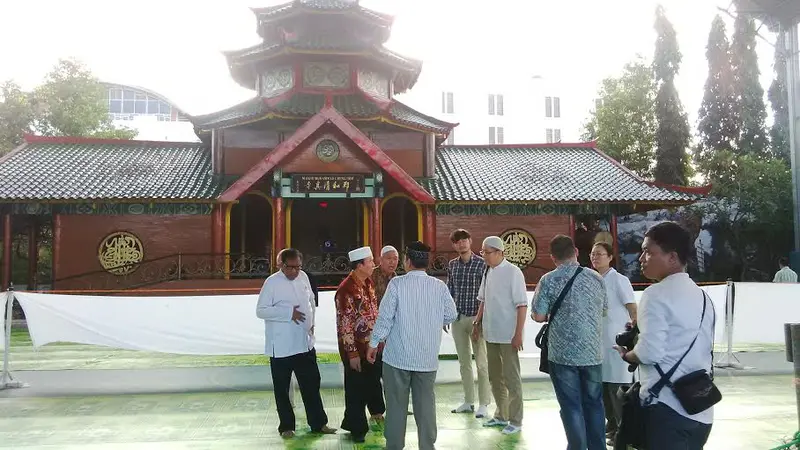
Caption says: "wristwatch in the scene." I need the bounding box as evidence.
[472,320,481,327]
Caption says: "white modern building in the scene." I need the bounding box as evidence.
[396,64,591,145]
[102,82,199,142]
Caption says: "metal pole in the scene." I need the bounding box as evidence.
[715,280,743,368]
[177,253,182,281]
[787,323,800,430]
[1,285,25,390]
[785,21,800,253]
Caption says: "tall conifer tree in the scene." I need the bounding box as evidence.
[730,12,768,156]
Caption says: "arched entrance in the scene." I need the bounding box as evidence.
[228,193,273,275]
[381,195,420,252]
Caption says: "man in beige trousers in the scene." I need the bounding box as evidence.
[446,229,491,418]
[472,236,528,435]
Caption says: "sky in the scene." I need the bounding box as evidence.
[0,0,783,128]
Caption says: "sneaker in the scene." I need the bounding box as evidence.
[280,430,295,439]
[475,405,489,419]
[483,418,509,427]
[312,425,337,434]
[451,403,474,414]
[501,424,522,435]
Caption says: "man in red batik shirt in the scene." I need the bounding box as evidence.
[335,246,386,443]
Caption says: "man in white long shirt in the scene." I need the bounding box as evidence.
[614,222,715,449]
[256,248,336,439]
[589,241,637,446]
[367,241,458,450]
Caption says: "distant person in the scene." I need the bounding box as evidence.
[367,241,458,450]
[472,236,528,435]
[533,235,607,449]
[590,242,637,447]
[773,257,798,283]
[446,228,491,418]
[256,248,337,439]
[372,245,399,304]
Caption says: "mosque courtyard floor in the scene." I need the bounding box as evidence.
[1,330,798,449]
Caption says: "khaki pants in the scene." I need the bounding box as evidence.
[486,342,523,426]
[452,315,491,406]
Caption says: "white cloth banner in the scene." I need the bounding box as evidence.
[731,282,800,344]
[13,284,731,356]
[0,291,8,350]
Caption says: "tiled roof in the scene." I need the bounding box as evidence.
[0,137,224,201]
[421,144,705,203]
[252,1,393,24]
[190,94,455,134]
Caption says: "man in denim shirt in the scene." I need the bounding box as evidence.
[533,235,608,450]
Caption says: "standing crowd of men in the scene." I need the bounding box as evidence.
[256,221,717,450]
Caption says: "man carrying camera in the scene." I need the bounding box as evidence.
[614,222,716,449]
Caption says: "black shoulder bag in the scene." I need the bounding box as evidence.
[645,291,721,415]
[534,267,583,374]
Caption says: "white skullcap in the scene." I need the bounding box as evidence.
[483,236,505,251]
[381,245,398,256]
[348,246,373,262]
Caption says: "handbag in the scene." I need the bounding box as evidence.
[646,291,721,414]
[534,267,583,374]
[614,381,648,450]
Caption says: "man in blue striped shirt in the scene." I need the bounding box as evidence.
[367,241,458,450]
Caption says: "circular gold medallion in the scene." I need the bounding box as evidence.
[315,139,340,163]
[500,229,537,268]
[98,231,144,275]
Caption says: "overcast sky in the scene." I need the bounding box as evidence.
[0,0,782,128]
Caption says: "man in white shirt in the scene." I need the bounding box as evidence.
[367,241,458,450]
[774,257,798,283]
[471,236,528,435]
[614,222,715,449]
[256,248,336,439]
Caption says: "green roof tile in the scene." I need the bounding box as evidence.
[421,145,703,203]
[0,141,223,201]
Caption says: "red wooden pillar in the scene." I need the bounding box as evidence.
[52,215,61,287]
[610,215,619,267]
[371,197,381,254]
[2,214,11,290]
[423,205,436,251]
[568,214,576,241]
[211,204,225,255]
[27,219,38,290]
[274,197,285,252]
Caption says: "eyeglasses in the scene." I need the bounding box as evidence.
[283,264,302,271]
[480,250,498,256]
[589,252,609,257]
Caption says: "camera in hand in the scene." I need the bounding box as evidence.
[615,323,639,372]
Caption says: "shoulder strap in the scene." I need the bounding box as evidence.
[647,291,708,401]
[547,266,583,323]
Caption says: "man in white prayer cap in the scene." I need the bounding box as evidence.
[335,246,385,443]
[372,245,399,305]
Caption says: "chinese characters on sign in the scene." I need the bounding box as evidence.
[500,229,537,268]
[98,231,144,275]
[290,174,365,193]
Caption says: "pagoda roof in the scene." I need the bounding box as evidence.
[189,93,456,135]
[0,136,223,201]
[252,1,394,38]
[422,144,710,204]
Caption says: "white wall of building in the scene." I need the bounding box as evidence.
[111,115,199,142]
[397,64,591,146]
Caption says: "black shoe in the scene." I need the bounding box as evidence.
[352,434,366,443]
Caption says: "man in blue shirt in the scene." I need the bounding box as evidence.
[367,241,458,450]
[533,235,607,450]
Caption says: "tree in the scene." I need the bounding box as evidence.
[582,59,657,178]
[652,5,691,185]
[0,81,35,155]
[32,59,136,139]
[730,12,768,157]
[768,29,790,163]
[695,15,739,181]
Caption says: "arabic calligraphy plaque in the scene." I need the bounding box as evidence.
[500,229,537,268]
[98,231,144,275]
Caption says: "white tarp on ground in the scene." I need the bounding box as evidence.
[11,284,731,356]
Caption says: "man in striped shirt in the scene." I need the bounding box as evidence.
[367,241,458,450]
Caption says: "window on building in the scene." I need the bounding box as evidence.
[446,130,454,145]
[545,96,552,118]
[554,129,561,142]
[488,94,504,116]
[554,97,561,118]
[546,128,553,143]
[441,91,454,114]
[489,127,504,145]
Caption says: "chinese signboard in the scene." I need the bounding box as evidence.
[500,229,537,268]
[291,174,365,193]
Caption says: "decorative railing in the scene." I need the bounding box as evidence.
[51,251,462,291]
